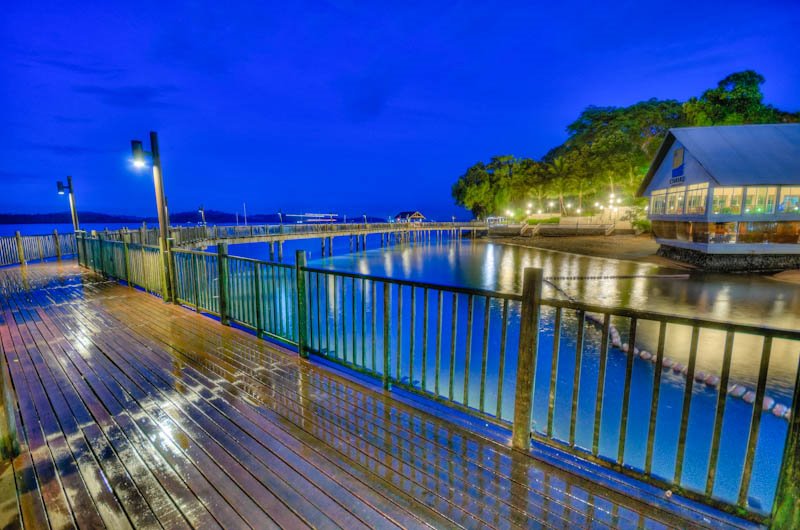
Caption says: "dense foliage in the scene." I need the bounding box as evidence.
[452,71,799,218]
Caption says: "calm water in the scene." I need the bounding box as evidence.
[231,234,800,512]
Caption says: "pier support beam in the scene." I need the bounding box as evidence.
[278,241,284,262]
[269,242,275,261]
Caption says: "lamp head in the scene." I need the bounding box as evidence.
[131,140,146,168]
[56,181,66,195]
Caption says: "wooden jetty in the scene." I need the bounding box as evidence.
[0,261,751,529]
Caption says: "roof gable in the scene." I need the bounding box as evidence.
[638,124,800,196]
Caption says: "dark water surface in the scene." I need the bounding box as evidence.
[226,235,800,513]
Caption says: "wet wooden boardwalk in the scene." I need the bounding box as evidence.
[0,262,727,529]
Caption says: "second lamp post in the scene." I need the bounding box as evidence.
[131,131,173,302]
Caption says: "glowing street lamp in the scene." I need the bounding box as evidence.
[576,208,582,214]
[527,202,532,208]
[56,176,80,232]
[537,209,542,214]
[130,131,172,301]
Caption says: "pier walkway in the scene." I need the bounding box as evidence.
[0,261,716,529]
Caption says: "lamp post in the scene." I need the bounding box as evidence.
[131,131,172,301]
[56,176,80,232]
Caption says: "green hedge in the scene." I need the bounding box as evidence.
[526,217,560,225]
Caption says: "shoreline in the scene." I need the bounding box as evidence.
[485,234,695,270]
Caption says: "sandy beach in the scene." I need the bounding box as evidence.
[488,234,694,269]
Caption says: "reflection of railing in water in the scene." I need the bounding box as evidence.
[74,232,800,527]
[546,273,793,423]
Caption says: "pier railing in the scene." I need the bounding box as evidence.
[0,230,76,267]
[92,221,484,249]
[74,232,800,527]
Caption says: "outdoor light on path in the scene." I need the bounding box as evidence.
[130,131,173,302]
[56,176,80,232]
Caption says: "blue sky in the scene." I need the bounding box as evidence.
[1,0,799,220]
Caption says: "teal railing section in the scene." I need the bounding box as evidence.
[74,233,800,527]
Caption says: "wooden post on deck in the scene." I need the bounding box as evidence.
[771,361,800,527]
[122,232,131,287]
[217,243,230,325]
[53,229,61,261]
[295,250,309,358]
[0,355,19,459]
[512,267,543,451]
[15,231,25,266]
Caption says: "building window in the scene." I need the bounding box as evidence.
[744,187,777,214]
[650,189,667,214]
[738,221,800,244]
[711,187,743,215]
[685,183,708,214]
[666,187,685,215]
[710,222,738,243]
[778,187,800,214]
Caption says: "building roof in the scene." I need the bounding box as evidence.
[395,211,425,219]
[637,124,800,196]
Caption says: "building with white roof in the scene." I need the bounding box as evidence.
[637,124,800,269]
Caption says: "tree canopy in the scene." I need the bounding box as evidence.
[452,70,799,218]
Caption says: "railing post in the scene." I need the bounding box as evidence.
[382,282,391,389]
[37,236,44,262]
[295,250,309,358]
[53,229,61,261]
[217,243,229,325]
[512,267,543,451]
[771,360,800,527]
[15,231,25,266]
[122,232,131,287]
[167,237,177,303]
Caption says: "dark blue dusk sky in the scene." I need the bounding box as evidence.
[2,1,799,220]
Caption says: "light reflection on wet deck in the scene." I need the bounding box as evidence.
[0,262,719,529]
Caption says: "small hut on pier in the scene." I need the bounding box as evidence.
[394,211,426,223]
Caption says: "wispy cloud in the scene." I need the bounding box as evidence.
[33,58,123,78]
[73,84,180,109]
[23,142,115,156]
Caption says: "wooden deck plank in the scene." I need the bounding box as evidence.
[14,302,191,530]
[91,286,660,529]
[0,262,727,530]
[103,295,631,529]
[44,294,411,530]
[0,313,78,530]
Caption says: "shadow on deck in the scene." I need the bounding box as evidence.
[0,262,753,529]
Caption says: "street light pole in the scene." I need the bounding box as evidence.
[57,176,80,232]
[131,131,172,302]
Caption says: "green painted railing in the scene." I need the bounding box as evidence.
[75,233,800,527]
[0,231,76,267]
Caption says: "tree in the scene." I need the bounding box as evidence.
[684,70,800,125]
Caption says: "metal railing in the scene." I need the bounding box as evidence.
[90,222,484,249]
[74,232,800,527]
[0,230,76,267]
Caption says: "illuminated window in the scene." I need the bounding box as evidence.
[711,187,743,215]
[650,189,666,214]
[685,183,708,214]
[744,187,777,214]
[666,186,685,215]
[779,187,800,213]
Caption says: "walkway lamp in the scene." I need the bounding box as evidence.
[56,176,80,232]
[130,131,172,301]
